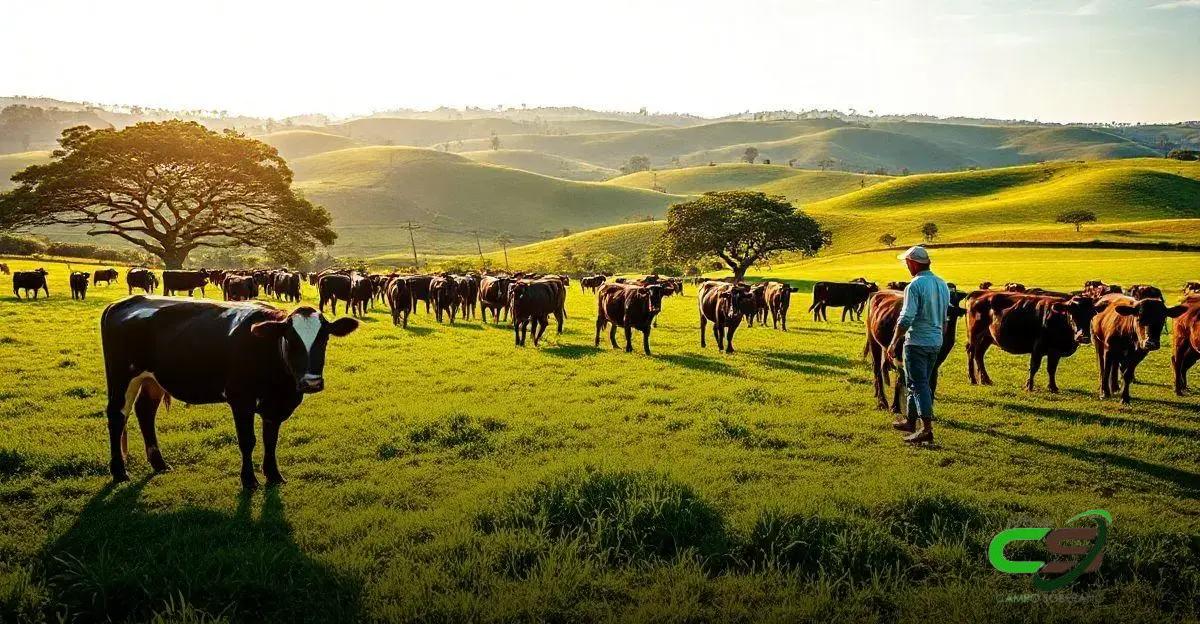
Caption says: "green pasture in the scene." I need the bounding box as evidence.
[0,252,1197,623]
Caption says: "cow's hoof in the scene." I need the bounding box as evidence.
[152,463,173,473]
[1048,386,1060,394]
[1119,398,1131,406]
[241,474,260,490]
[111,471,130,483]
[1023,383,1035,392]
[265,473,287,486]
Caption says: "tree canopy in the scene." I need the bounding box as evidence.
[0,120,335,268]
[1055,209,1097,232]
[920,222,939,242]
[659,190,830,280]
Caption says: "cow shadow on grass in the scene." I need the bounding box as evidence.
[943,420,1200,499]
[753,351,856,375]
[542,344,594,359]
[995,400,1199,439]
[39,478,361,623]
[401,325,436,336]
[657,352,741,377]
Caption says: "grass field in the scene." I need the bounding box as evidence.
[1,251,1197,623]
[461,149,619,182]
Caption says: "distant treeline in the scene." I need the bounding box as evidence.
[870,240,1200,254]
[0,233,158,265]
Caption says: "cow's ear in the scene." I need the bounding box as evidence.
[1166,305,1188,318]
[1115,305,1138,316]
[251,320,289,339]
[326,317,359,337]
[1051,301,1069,314]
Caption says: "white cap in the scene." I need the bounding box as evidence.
[898,245,931,264]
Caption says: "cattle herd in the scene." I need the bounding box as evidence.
[5,264,1200,485]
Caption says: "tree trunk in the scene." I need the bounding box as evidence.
[160,247,188,270]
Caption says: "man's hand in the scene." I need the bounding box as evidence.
[887,341,902,362]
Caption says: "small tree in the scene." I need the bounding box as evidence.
[496,233,513,270]
[1056,210,1097,232]
[920,222,939,243]
[621,155,651,174]
[818,157,836,172]
[660,191,830,281]
[742,147,759,164]
[878,232,897,248]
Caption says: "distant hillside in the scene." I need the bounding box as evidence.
[332,117,542,147]
[0,150,50,189]
[606,163,889,204]
[378,221,666,272]
[461,149,619,181]
[802,158,1200,252]
[290,146,684,255]
[257,130,361,159]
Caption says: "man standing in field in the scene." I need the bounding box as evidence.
[887,246,950,444]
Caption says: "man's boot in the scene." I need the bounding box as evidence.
[892,415,915,433]
[904,419,933,444]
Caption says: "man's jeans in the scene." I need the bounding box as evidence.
[903,344,940,421]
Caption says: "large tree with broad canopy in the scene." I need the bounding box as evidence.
[659,190,830,280]
[0,120,335,268]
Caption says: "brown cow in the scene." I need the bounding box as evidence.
[0,263,8,275]
[699,281,757,353]
[1128,284,1164,301]
[595,282,665,354]
[887,281,909,291]
[386,277,412,327]
[1172,296,1200,396]
[510,279,560,346]
[763,282,795,330]
[1185,281,1200,295]
[864,290,966,413]
[965,292,1097,393]
[978,281,993,290]
[455,274,479,320]
[1092,294,1187,404]
[162,270,209,297]
[430,275,459,323]
[1082,280,1122,299]
[746,283,768,327]
[478,275,512,323]
[1004,283,1027,293]
[223,275,257,302]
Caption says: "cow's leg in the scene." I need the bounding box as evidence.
[610,324,619,349]
[1174,346,1198,396]
[481,305,489,323]
[1025,351,1043,391]
[513,318,522,346]
[700,316,707,348]
[624,325,633,353]
[714,324,725,351]
[820,305,828,322]
[975,341,994,385]
[642,326,652,355]
[534,317,547,346]
[725,326,737,353]
[134,383,170,472]
[262,418,286,485]
[231,402,259,489]
[105,378,132,482]
[595,317,605,347]
[1046,354,1062,394]
[869,342,887,410]
[1120,353,1146,405]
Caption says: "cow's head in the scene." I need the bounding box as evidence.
[1050,296,1097,345]
[1114,299,1186,351]
[643,284,666,314]
[722,286,757,317]
[35,268,48,276]
[251,307,358,394]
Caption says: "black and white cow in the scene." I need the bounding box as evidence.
[100,296,358,488]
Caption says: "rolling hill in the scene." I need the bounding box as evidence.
[461,149,619,181]
[289,146,684,255]
[331,117,542,147]
[0,150,50,190]
[257,130,362,159]
[799,158,1200,253]
[606,163,890,204]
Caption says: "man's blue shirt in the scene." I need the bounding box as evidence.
[896,269,950,348]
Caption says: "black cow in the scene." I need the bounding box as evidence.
[100,296,358,487]
[581,275,606,293]
[318,274,353,315]
[70,271,90,300]
[13,269,50,299]
[430,275,460,323]
[126,268,158,295]
[93,268,119,286]
[162,270,209,297]
[386,277,412,327]
[699,281,758,352]
[595,282,665,354]
[275,271,302,303]
[809,281,879,321]
[478,275,512,323]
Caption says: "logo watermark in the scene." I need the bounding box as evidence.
[988,509,1111,592]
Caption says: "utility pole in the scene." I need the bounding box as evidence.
[470,230,483,258]
[401,221,421,270]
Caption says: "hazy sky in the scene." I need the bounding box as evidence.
[3,0,1198,122]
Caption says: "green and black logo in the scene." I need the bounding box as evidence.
[988,509,1111,591]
